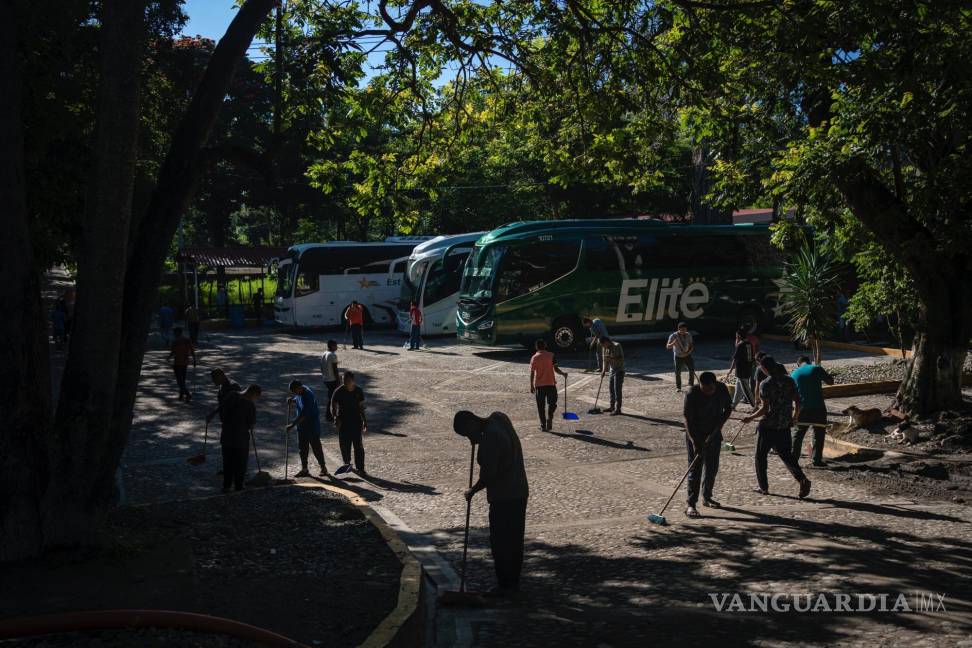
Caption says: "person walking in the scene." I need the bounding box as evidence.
[727,329,756,410]
[454,410,529,596]
[320,339,340,423]
[158,302,175,346]
[743,356,812,498]
[408,301,423,350]
[345,300,365,350]
[582,317,609,372]
[682,371,733,517]
[790,356,834,467]
[667,321,695,392]
[330,371,367,475]
[167,327,196,401]
[220,384,262,492]
[529,339,568,431]
[287,380,328,477]
[185,304,200,344]
[600,337,625,416]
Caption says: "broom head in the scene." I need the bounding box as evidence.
[187,454,206,466]
[647,513,668,526]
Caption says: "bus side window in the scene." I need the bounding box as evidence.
[496,240,581,302]
[585,237,620,272]
[295,268,319,296]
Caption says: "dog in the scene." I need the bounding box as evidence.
[842,405,885,430]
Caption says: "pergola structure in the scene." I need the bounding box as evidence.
[175,246,286,315]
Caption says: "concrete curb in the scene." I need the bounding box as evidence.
[294,482,424,648]
[727,379,901,399]
[762,334,912,358]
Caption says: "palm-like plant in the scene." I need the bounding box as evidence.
[780,243,841,364]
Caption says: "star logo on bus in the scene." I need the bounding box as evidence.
[357,277,371,289]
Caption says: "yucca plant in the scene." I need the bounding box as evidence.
[780,243,841,364]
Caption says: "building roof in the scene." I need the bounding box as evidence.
[176,246,287,268]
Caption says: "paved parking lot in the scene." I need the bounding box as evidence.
[124,327,972,647]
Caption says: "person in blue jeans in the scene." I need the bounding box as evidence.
[287,380,328,477]
[682,372,732,517]
[600,337,625,416]
[790,356,834,466]
[408,301,423,350]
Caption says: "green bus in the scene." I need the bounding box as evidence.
[456,219,786,350]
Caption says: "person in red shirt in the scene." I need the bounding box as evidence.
[167,327,196,402]
[344,300,366,349]
[408,301,423,350]
[529,339,568,431]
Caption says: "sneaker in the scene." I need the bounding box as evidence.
[812,461,826,467]
[539,424,548,432]
[546,418,553,431]
[799,479,812,499]
[319,467,329,477]
[685,505,700,518]
[355,468,367,477]
[752,486,769,495]
[335,464,352,475]
[610,410,621,416]
[294,469,310,478]
[676,387,682,393]
[702,498,721,508]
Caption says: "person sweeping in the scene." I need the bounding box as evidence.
[220,384,262,493]
[454,410,529,597]
[330,371,367,475]
[287,380,328,477]
[529,339,568,432]
[682,372,732,518]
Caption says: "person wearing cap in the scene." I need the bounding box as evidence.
[666,321,695,392]
[682,371,732,517]
[743,356,812,498]
[454,410,529,595]
[287,380,328,477]
[582,317,609,372]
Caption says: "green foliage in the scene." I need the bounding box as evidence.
[780,243,841,361]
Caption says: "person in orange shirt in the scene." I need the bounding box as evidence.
[529,339,568,432]
[345,300,365,349]
[167,327,196,402]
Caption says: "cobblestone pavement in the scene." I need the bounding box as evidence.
[124,327,972,647]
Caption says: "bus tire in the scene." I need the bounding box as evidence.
[550,316,583,352]
[736,306,765,335]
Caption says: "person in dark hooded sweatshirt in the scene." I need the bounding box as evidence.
[454,410,529,596]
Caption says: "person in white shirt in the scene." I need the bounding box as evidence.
[320,339,340,422]
[666,321,695,392]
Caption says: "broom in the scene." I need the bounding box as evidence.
[187,419,208,465]
[722,419,753,452]
[588,373,606,414]
[647,432,721,526]
[438,443,486,607]
[562,375,579,421]
[248,426,272,487]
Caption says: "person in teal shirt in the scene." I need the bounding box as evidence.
[790,356,834,466]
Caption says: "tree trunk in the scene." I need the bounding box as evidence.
[0,7,53,562]
[690,143,731,225]
[893,279,970,416]
[44,0,146,549]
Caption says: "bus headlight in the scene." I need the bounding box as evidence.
[477,320,494,330]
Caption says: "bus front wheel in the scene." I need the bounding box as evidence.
[550,317,583,352]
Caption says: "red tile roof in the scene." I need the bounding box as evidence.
[176,246,286,268]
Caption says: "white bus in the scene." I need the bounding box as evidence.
[396,232,485,336]
[274,238,432,327]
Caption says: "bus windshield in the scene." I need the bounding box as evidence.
[461,245,504,300]
[398,259,427,309]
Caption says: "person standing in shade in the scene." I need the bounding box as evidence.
[320,339,340,423]
[345,300,365,350]
[158,302,175,346]
[220,384,261,492]
[408,301,423,350]
[330,371,367,475]
[743,356,812,498]
[682,372,733,517]
[167,327,196,401]
[667,321,695,392]
[51,300,67,348]
[727,329,756,410]
[529,339,568,431]
[207,368,241,475]
[600,337,625,416]
[454,410,529,596]
[582,317,609,372]
[790,356,834,467]
[185,304,200,344]
[287,380,328,477]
